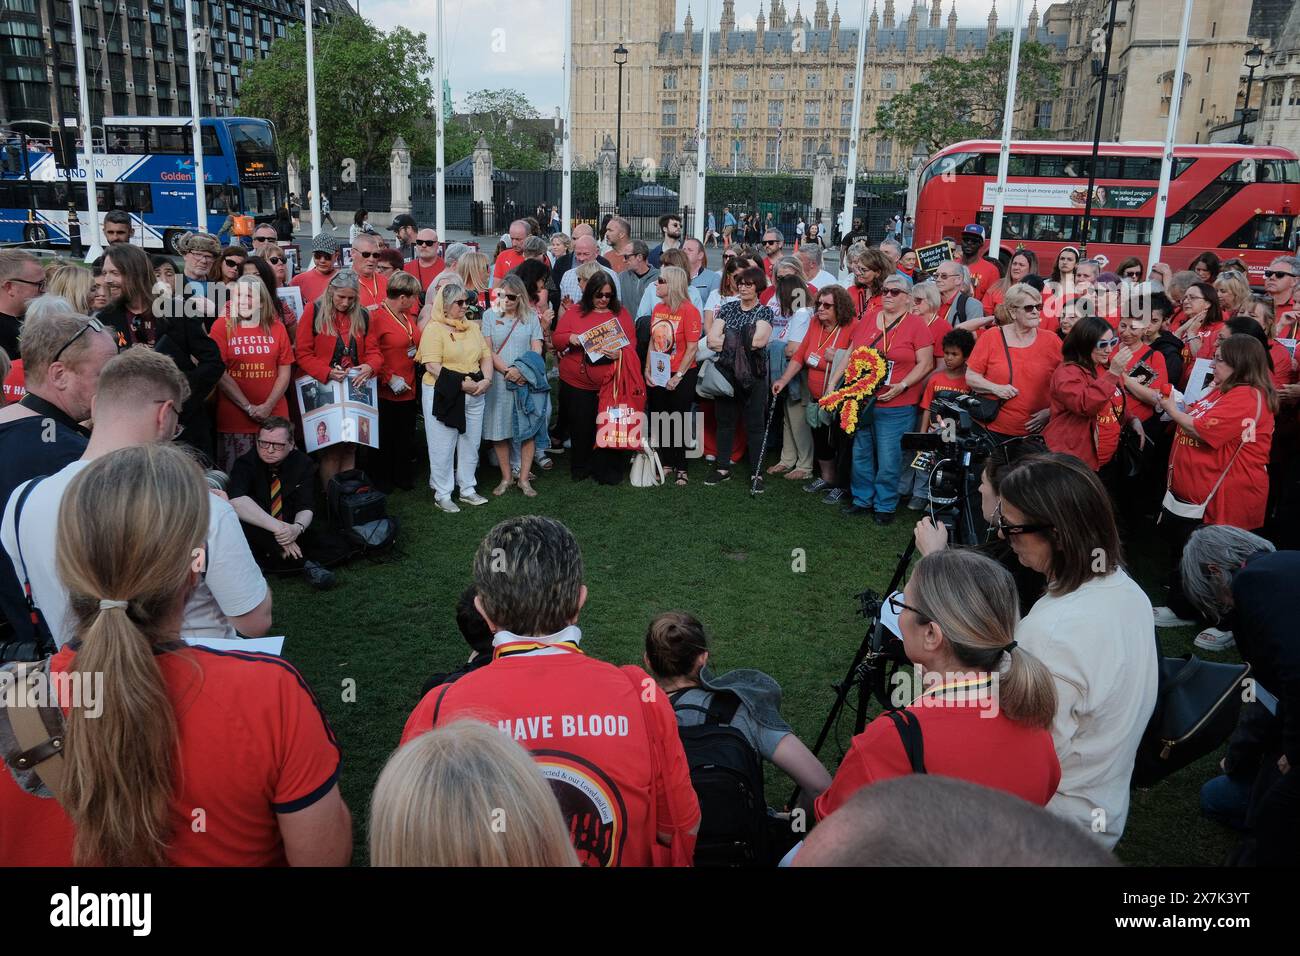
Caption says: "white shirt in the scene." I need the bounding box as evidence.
[560,263,618,305]
[491,624,583,657]
[777,306,813,345]
[2,459,269,646]
[1015,570,1158,850]
[812,269,838,290]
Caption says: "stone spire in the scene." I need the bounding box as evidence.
[793,2,805,28]
[947,0,957,48]
[770,0,787,29]
[756,1,766,51]
[684,5,693,52]
[883,0,895,29]
[1028,0,1040,39]
[987,1,998,41]
[815,0,830,30]
[906,0,918,52]
[720,0,734,52]
[930,0,941,29]
[831,1,841,44]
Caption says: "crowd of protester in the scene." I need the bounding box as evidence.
[0,208,1295,868]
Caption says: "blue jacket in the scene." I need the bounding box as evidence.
[509,351,550,442]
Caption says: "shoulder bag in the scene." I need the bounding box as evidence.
[1161,389,1262,521]
[969,328,1012,424]
[630,438,666,488]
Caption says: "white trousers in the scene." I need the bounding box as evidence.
[423,382,484,500]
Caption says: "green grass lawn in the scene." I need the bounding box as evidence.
[273,456,1240,867]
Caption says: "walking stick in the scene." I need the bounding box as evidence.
[751,390,779,498]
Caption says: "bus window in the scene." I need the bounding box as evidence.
[106,126,147,154]
[1256,160,1300,183]
[129,183,153,214]
[242,185,279,216]
[1007,155,1033,176]
[1030,214,1076,242]
[152,125,189,153]
[202,125,222,156]
[1225,214,1293,250]
[1037,156,1071,177]
[956,153,984,175]
[1119,157,1159,180]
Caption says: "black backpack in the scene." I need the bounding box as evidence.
[670,689,770,867]
[326,469,398,553]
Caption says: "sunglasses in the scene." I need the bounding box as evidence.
[223,258,243,268]
[1019,303,1042,312]
[499,293,519,301]
[256,438,288,450]
[764,240,783,246]
[1096,336,1120,349]
[355,250,378,259]
[415,239,437,247]
[253,236,272,242]
[1265,270,1295,279]
[1123,270,1142,278]
[655,277,667,284]
[882,288,907,298]
[593,291,612,299]
[993,502,1054,537]
[53,316,109,364]
[450,299,467,307]
[267,257,284,265]
[312,251,334,260]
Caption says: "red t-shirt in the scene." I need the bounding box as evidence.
[921,368,971,410]
[353,271,388,311]
[848,311,934,408]
[848,285,881,321]
[1268,339,1297,392]
[553,306,637,391]
[1169,385,1274,529]
[814,690,1060,821]
[401,645,700,868]
[1274,297,1300,340]
[404,257,446,291]
[980,283,1006,316]
[920,313,950,357]
[1179,318,1226,387]
[492,249,524,281]
[3,359,25,404]
[1127,345,1169,417]
[290,268,336,312]
[967,328,1063,435]
[209,318,295,434]
[793,319,857,400]
[965,258,1002,298]
[370,302,424,402]
[649,301,703,374]
[0,644,340,866]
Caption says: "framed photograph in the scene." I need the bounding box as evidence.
[296,375,338,416]
[277,286,304,323]
[302,408,343,453]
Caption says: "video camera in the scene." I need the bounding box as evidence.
[899,393,999,546]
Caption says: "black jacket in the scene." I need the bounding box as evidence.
[98,300,225,465]
[228,445,317,520]
[432,368,470,433]
[1232,550,1300,766]
[0,311,21,361]
[1150,330,1186,394]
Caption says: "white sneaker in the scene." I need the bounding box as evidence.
[1153,606,1197,628]
[1193,627,1236,651]
[435,497,460,514]
[459,491,488,507]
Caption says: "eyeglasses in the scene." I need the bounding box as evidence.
[449,299,467,307]
[355,250,378,259]
[1265,270,1295,279]
[1095,336,1120,349]
[935,272,958,281]
[187,252,214,261]
[8,276,47,292]
[1182,294,1205,304]
[415,239,437,247]
[882,288,907,298]
[53,316,109,364]
[256,438,288,451]
[887,593,929,621]
[500,293,519,301]
[993,501,1054,537]
[154,399,185,439]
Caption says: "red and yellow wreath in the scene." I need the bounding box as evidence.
[818,345,888,434]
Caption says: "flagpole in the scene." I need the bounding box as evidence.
[561,0,573,233]
[70,0,102,261]
[1148,0,1194,271]
[988,0,1027,261]
[434,0,447,240]
[305,1,323,236]
[183,0,208,235]
[840,0,869,263]
[692,0,713,243]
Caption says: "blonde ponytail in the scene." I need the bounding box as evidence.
[56,444,210,866]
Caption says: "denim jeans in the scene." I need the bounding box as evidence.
[850,404,916,513]
[1200,774,1253,831]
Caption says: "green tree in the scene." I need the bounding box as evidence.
[241,17,434,175]
[872,38,1062,154]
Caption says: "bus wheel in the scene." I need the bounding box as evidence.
[23,224,49,249]
[164,230,185,255]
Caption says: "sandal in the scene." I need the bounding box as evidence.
[785,468,813,481]
[766,463,791,475]
[493,478,513,497]
[518,479,538,498]
[539,456,555,470]
[675,470,689,487]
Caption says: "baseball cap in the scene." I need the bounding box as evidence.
[962,224,987,240]
[390,214,418,233]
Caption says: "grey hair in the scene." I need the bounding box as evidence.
[1180,526,1275,623]
[881,272,913,292]
[1269,254,1300,274]
[24,294,78,324]
[1076,259,1102,276]
[912,279,941,311]
[521,235,548,258]
[777,254,804,276]
[879,238,902,257]
[627,238,650,260]
[799,244,823,267]
[1167,271,1199,299]
[947,261,972,292]
[473,516,584,636]
[444,242,472,266]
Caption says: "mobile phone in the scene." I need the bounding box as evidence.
[1131,362,1156,386]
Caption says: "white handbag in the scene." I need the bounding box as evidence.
[1162,390,1261,521]
[630,439,666,488]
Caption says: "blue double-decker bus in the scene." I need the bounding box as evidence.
[0,115,283,253]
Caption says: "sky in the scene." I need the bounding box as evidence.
[357,0,1029,114]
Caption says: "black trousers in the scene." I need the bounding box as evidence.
[561,381,626,484]
[369,397,419,491]
[714,385,768,476]
[1157,508,1204,621]
[647,366,698,471]
[242,522,330,572]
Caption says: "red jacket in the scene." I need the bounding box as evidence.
[1043,362,1127,470]
[294,308,383,384]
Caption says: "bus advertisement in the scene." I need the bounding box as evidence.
[913,140,1300,280]
[0,115,283,253]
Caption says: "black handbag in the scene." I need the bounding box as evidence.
[969,328,1013,423]
[1132,653,1252,788]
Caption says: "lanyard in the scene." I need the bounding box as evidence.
[19,393,89,436]
[382,303,415,346]
[814,322,843,358]
[359,273,380,303]
[871,314,905,355]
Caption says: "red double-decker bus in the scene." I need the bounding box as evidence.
[913,140,1300,280]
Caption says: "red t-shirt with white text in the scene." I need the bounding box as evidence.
[209,318,295,434]
[1169,385,1274,528]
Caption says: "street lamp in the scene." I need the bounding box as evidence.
[613,42,627,201]
[1239,43,1265,144]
